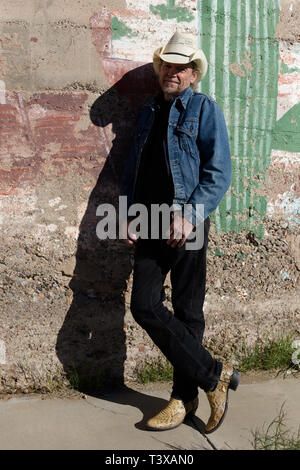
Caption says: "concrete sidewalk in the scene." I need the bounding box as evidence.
[0,374,299,450]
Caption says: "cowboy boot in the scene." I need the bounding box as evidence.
[205,364,240,434]
[145,396,199,431]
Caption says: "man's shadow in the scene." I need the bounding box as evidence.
[55,63,206,433]
[54,64,156,407]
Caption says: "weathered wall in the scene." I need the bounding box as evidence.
[0,0,299,392]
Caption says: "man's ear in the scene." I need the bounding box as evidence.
[190,71,198,85]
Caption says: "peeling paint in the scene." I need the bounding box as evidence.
[271,149,300,168]
[0,91,102,195]
[91,3,197,71]
[267,183,300,226]
[111,16,138,40]
[27,104,47,121]
[242,58,254,72]
[150,0,194,23]
[273,102,300,152]
[229,62,246,77]
[276,72,300,120]
[280,62,300,74]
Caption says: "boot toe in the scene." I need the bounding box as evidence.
[145,397,197,431]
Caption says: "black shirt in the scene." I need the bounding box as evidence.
[134,94,174,208]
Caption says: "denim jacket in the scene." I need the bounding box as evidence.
[119,86,231,227]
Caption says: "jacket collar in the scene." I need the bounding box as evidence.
[175,86,194,109]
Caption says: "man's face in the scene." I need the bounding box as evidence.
[158,61,197,99]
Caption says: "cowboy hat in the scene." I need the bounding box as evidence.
[153,31,208,85]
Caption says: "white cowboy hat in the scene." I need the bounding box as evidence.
[153,31,208,84]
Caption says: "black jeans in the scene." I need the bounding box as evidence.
[130,217,222,401]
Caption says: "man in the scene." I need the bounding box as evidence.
[119,31,240,433]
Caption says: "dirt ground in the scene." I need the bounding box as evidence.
[0,368,299,402]
[126,368,300,394]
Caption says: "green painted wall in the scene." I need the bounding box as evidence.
[111,17,137,40]
[197,0,280,237]
[272,103,300,153]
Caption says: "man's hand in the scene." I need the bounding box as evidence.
[166,212,194,248]
[120,220,138,246]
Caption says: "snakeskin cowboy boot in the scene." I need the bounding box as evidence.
[205,364,240,434]
[145,396,199,431]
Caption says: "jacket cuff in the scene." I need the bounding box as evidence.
[171,203,204,227]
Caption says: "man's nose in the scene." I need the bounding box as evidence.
[167,67,177,76]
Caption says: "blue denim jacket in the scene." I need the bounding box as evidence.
[120,86,231,226]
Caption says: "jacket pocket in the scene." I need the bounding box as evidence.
[176,127,199,163]
[175,119,198,138]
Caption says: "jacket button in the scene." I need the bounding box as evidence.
[190,126,193,132]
